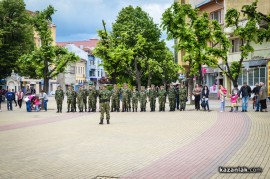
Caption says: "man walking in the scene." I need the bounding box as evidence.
[99,85,112,124]
[238,82,251,112]
[55,86,64,113]
[5,89,14,111]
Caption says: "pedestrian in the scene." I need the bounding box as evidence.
[175,84,180,110]
[168,83,176,111]
[218,85,226,112]
[66,86,73,113]
[238,82,251,112]
[158,85,167,112]
[230,85,240,112]
[72,87,77,112]
[11,89,17,107]
[33,96,41,112]
[193,84,202,111]
[121,83,131,112]
[26,86,31,95]
[82,86,88,112]
[77,86,84,112]
[230,93,238,112]
[139,86,147,112]
[0,92,2,112]
[55,86,64,113]
[40,90,48,111]
[16,89,24,108]
[131,87,139,112]
[252,83,261,112]
[201,85,210,111]
[88,85,98,112]
[111,84,120,112]
[259,82,268,112]
[179,84,187,111]
[5,89,14,111]
[99,85,112,124]
[25,95,32,112]
[148,84,157,112]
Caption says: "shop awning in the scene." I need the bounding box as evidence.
[242,59,268,67]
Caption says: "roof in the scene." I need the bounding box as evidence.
[57,39,99,50]
[195,0,213,8]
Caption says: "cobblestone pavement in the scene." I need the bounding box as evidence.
[0,97,269,179]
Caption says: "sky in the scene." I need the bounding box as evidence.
[24,0,174,48]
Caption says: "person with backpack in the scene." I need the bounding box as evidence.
[238,82,252,112]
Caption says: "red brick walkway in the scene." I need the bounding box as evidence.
[122,112,251,179]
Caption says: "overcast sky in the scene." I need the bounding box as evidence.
[24,0,174,48]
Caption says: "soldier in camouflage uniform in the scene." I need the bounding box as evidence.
[72,88,77,112]
[139,86,147,112]
[77,86,84,112]
[111,84,120,112]
[66,86,73,112]
[147,84,157,112]
[82,86,88,112]
[99,85,112,124]
[55,86,64,113]
[168,84,176,111]
[121,83,131,112]
[179,84,187,111]
[158,85,167,112]
[131,87,139,112]
[88,85,98,112]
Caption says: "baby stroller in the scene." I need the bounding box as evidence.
[201,97,206,109]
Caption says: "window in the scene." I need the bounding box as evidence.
[210,10,221,24]
[231,38,241,52]
[98,71,100,77]
[237,67,266,86]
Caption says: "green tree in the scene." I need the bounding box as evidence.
[18,5,79,93]
[95,6,162,90]
[222,0,270,86]
[161,3,230,87]
[0,0,34,79]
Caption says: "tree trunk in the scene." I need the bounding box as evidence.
[44,76,49,94]
[43,59,49,94]
[134,59,141,90]
[198,64,203,85]
[186,67,194,105]
[147,73,152,87]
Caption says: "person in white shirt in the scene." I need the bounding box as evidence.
[40,90,48,111]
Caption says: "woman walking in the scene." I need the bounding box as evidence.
[201,85,210,111]
[193,84,202,111]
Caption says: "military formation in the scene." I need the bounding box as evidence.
[55,83,187,124]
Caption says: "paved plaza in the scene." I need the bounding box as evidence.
[0,97,269,179]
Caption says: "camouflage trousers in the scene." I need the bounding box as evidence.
[67,99,72,111]
[140,99,147,109]
[88,98,97,111]
[100,102,110,120]
[159,97,166,110]
[83,98,87,110]
[169,97,176,110]
[111,97,120,111]
[179,98,186,110]
[149,97,156,110]
[77,99,84,111]
[132,98,138,109]
[122,97,129,110]
[56,99,63,111]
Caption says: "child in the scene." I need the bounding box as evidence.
[33,96,41,112]
[230,93,238,112]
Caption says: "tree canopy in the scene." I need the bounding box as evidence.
[18,5,79,93]
[95,6,180,89]
[0,0,34,79]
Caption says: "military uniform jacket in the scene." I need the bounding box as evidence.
[77,90,84,100]
[121,88,131,98]
[147,89,157,99]
[179,87,187,100]
[139,91,147,101]
[112,88,120,99]
[88,89,98,99]
[168,87,176,98]
[66,90,73,100]
[99,89,112,103]
[131,91,140,100]
[158,89,167,99]
[82,89,88,100]
[55,89,64,101]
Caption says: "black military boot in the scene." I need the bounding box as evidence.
[135,108,137,112]
[117,109,120,112]
[107,120,110,124]
[67,109,70,113]
[144,108,146,112]
[99,119,103,125]
[132,108,134,112]
[140,108,143,112]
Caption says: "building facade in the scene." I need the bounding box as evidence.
[57,39,105,87]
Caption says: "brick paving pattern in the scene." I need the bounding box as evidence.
[0,97,269,178]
